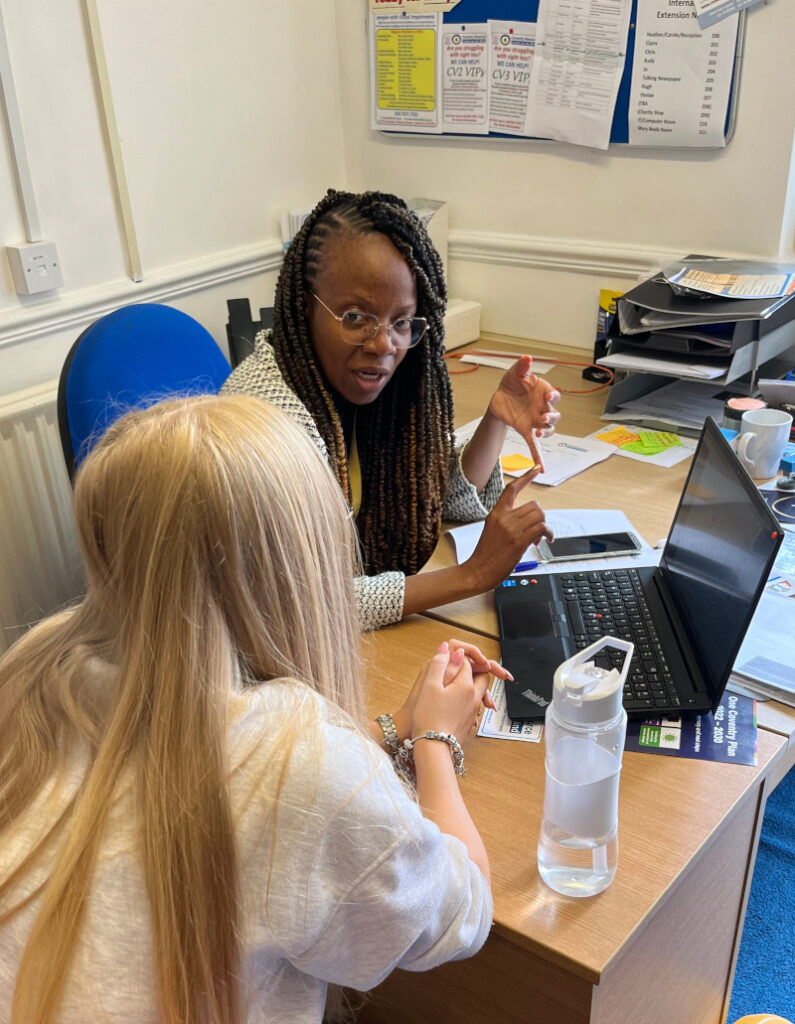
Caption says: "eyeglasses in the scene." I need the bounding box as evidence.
[310,291,428,349]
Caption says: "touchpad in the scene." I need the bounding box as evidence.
[498,577,556,640]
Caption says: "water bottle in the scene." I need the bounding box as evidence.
[537,636,634,898]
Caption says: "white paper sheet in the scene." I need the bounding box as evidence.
[487,20,536,135]
[448,508,661,575]
[597,351,726,380]
[455,418,614,486]
[588,423,698,468]
[628,2,737,147]
[369,13,443,132]
[441,23,489,133]
[523,0,632,150]
[477,678,544,742]
[458,354,555,373]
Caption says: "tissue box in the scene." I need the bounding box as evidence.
[444,298,481,351]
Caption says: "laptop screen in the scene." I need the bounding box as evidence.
[661,416,782,699]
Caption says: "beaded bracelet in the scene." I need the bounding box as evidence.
[399,730,465,778]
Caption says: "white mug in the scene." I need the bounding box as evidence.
[735,408,793,479]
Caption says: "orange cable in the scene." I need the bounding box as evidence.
[444,350,615,394]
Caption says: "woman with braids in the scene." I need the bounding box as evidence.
[222,188,560,629]
[0,394,497,1023]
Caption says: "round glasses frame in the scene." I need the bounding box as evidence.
[310,290,427,349]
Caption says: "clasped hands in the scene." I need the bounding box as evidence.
[389,640,509,749]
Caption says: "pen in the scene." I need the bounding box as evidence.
[513,560,539,573]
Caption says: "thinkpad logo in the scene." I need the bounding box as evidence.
[521,687,549,708]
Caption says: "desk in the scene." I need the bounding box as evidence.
[429,337,795,773]
[360,338,792,1024]
[360,618,784,1024]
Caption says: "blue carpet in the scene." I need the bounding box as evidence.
[728,764,795,1021]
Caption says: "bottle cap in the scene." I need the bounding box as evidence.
[552,636,633,726]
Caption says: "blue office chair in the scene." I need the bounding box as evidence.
[57,303,231,479]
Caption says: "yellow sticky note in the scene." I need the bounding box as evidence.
[596,427,641,447]
[501,453,536,472]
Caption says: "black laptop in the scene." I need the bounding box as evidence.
[496,416,783,720]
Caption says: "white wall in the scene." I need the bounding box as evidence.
[0,0,348,396]
[335,1,795,350]
[2,0,794,394]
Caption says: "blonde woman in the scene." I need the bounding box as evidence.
[0,395,495,1024]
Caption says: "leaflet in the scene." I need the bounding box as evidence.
[625,692,757,766]
[441,23,489,134]
[523,0,632,150]
[487,20,536,136]
[369,12,443,132]
[628,1,737,147]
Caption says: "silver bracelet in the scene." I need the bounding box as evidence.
[375,713,400,757]
[403,730,465,777]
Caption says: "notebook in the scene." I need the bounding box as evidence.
[496,416,784,721]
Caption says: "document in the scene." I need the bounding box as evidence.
[448,508,660,576]
[523,0,632,150]
[597,350,727,380]
[369,13,443,132]
[477,679,543,742]
[441,23,489,133]
[605,379,728,431]
[487,20,536,135]
[730,530,795,705]
[455,418,615,487]
[628,2,737,147]
[457,351,555,373]
[625,692,757,766]
[663,259,795,300]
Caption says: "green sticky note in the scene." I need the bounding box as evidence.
[622,441,667,456]
[638,430,682,449]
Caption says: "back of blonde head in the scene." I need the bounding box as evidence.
[0,394,364,1024]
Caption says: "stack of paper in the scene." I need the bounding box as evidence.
[603,379,729,433]
[730,527,795,705]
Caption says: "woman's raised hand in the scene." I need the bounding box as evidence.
[488,355,561,470]
[464,469,553,592]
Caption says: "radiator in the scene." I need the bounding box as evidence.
[0,382,84,654]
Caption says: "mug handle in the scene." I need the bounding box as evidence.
[737,431,756,472]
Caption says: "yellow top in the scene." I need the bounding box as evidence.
[349,427,362,518]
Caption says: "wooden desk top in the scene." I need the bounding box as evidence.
[364,616,785,985]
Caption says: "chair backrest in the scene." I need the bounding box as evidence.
[226,298,274,367]
[57,303,231,479]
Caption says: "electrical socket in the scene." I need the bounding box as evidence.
[6,241,63,295]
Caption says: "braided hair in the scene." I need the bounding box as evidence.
[271,189,454,577]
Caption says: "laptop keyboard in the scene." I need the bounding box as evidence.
[558,568,683,713]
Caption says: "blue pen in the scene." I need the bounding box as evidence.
[513,560,539,573]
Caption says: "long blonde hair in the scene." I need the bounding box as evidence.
[0,394,365,1023]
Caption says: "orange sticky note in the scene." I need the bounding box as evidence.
[501,453,536,471]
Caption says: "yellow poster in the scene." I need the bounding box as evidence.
[377,27,436,110]
[370,13,442,132]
